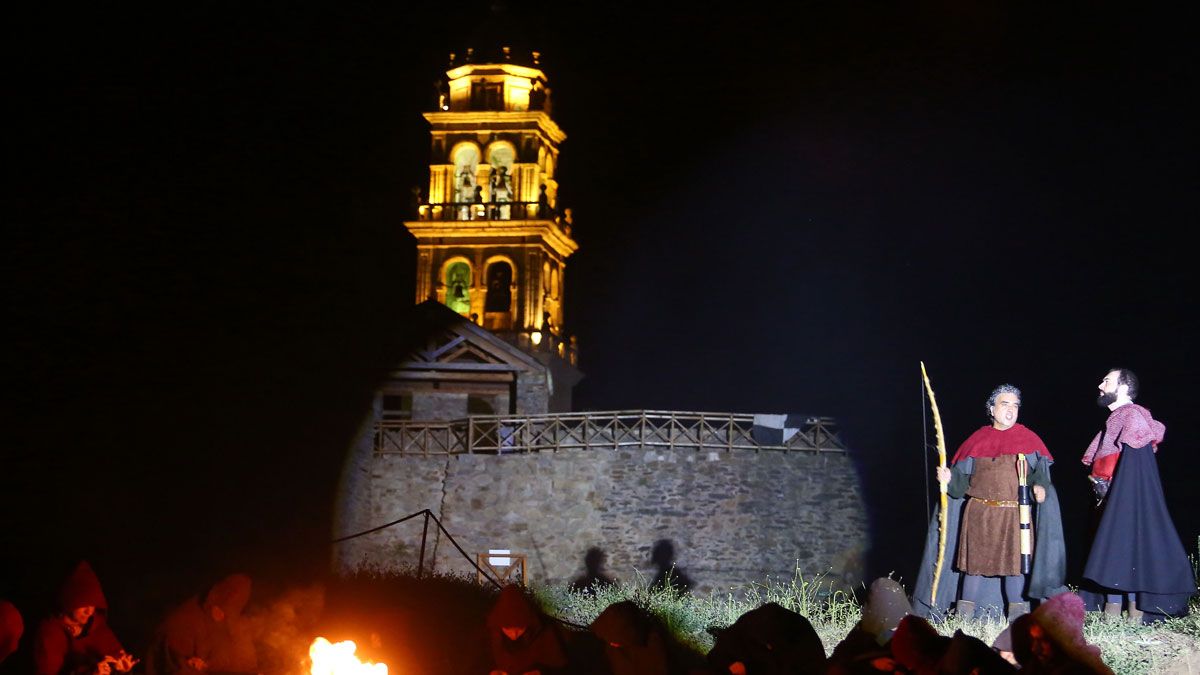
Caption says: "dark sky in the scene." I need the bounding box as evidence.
[5,0,1197,640]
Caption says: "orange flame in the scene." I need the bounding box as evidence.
[308,637,388,675]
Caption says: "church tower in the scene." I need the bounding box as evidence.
[405,41,578,369]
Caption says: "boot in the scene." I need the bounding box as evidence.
[1006,601,1030,622]
[1127,602,1144,625]
[1103,602,1122,618]
[956,600,976,620]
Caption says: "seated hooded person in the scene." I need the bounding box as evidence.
[827,578,913,674]
[1009,592,1112,675]
[34,561,137,675]
[486,585,568,675]
[1,599,25,664]
[145,573,257,675]
[707,602,826,675]
[589,600,671,675]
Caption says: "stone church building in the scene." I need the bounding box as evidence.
[334,22,868,594]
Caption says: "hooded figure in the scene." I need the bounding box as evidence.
[34,561,133,675]
[1010,592,1112,674]
[485,585,568,675]
[934,631,1017,675]
[889,615,949,675]
[827,578,913,673]
[0,599,23,664]
[589,600,671,675]
[707,602,826,675]
[145,573,257,675]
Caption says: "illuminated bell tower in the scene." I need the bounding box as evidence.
[406,45,578,367]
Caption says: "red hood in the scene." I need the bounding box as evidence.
[203,574,252,616]
[486,585,542,632]
[58,561,107,612]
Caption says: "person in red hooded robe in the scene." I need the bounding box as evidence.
[33,561,136,675]
[485,585,568,675]
[0,599,24,664]
[144,573,257,675]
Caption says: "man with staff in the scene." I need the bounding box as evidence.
[914,383,1069,622]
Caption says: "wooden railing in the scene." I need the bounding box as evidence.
[375,410,845,456]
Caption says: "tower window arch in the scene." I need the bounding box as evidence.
[443,259,473,316]
[451,143,481,205]
[484,260,513,313]
[487,143,517,206]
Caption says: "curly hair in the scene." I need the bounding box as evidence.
[1108,367,1139,401]
[986,383,1022,421]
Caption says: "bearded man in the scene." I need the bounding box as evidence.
[1081,368,1195,623]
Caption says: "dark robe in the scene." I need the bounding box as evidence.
[707,603,826,675]
[1081,442,1195,619]
[486,585,568,675]
[590,601,671,675]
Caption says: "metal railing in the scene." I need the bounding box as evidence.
[375,410,845,456]
[415,201,556,222]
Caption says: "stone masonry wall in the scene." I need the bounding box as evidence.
[335,437,869,594]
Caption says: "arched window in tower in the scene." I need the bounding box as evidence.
[444,261,472,316]
[487,144,516,219]
[485,261,513,313]
[452,143,480,219]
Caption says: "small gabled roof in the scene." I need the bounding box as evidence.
[393,300,545,375]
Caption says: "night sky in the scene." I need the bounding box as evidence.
[6,0,1197,645]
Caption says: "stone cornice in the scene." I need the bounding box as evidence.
[404,219,578,258]
[423,111,566,144]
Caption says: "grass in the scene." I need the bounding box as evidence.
[304,554,1199,675]
[535,566,1200,675]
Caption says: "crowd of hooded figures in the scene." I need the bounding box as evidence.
[1,368,1192,674]
[0,564,1141,675]
[483,577,1120,675]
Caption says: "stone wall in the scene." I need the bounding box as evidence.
[334,430,869,594]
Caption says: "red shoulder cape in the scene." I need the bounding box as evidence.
[951,423,1052,464]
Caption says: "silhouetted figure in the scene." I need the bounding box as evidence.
[570,548,616,596]
[144,573,257,675]
[649,540,694,594]
[827,578,912,673]
[528,80,546,111]
[485,585,568,675]
[0,599,23,664]
[34,561,136,675]
[589,601,670,675]
[707,602,826,675]
[889,615,950,674]
[935,631,1016,675]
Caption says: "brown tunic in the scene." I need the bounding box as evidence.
[955,455,1030,576]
